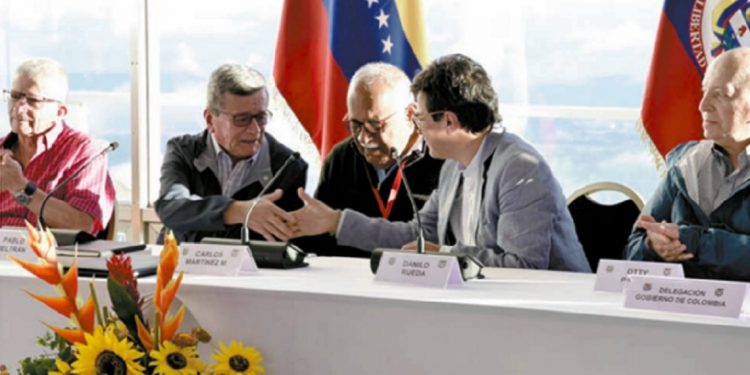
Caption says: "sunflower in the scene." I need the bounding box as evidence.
[49,359,72,375]
[150,340,205,375]
[72,326,145,375]
[210,341,265,375]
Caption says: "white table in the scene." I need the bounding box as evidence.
[1,256,749,374]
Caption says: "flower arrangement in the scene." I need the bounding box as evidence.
[5,223,265,375]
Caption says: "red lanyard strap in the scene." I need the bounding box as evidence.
[371,160,405,219]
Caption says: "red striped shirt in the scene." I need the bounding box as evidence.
[0,122,115,234]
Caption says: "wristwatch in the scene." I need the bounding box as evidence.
[14,181,37,206]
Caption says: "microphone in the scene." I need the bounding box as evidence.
[390,147,425,254]
[38,141,118,231]
[241,151,300,244]
[368,147,484,281]
[201,151,307,269]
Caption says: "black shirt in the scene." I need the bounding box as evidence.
[309,137,444,257]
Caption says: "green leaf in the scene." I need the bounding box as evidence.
[18,356,55,375]
[16,333,74,375]
[107,277,143,344]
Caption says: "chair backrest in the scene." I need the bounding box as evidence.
[567,182,644,271]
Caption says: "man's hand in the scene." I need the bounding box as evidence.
[244,189,296,242]
[290,188,340,238]
[0,152,27,193]
[401,240,441,252]
[636,214,693,262]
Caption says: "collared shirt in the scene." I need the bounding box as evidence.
[375,163,398,184]
[374,141,423,184]
[0,122,115,233]
[448,136,488,247]
[694,144,750,215]
[209,134,261,197]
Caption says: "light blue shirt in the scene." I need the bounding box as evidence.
[449,136,488,247]
[209,134,261,197]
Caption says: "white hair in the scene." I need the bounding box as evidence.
[347,62,412,106]
[13,58,69,102]
[730,49,750,90]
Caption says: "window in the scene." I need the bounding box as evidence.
[425,0,663,200]
[0,0,133,202]
[151,0,321,204]
[0,0,665,239]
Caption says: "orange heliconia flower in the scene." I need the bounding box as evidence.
[161,305,186,342]
[61,259,78,304]
[13,223,94,344]
[25,291,76,317]
[24,221,57,262]
[11,257,62,285]
[157,272,183,317]
[45,323,86,344]
[138,230,186,348]
[136,315,155,352]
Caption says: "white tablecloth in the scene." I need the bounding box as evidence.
[1,256,749,374]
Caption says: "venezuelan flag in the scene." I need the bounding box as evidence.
[274,0,428,157]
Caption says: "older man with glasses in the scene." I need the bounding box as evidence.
[0,58,115,235]
[155,63,307,243]
[304,62,443,257]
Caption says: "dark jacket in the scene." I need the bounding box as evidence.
[154,131,307,243]
[625,141,750,281]
[310,137,444,257]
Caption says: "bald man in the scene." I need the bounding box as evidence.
[308,62,443,257]
[626,47,750,281]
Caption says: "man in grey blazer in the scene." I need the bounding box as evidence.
[291,54,589,272]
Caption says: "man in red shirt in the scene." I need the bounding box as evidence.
[0,58,115,235]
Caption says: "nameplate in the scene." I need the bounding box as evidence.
[0,227,36,262]
[179,243,258,276]
[594,259,684,292]
[624,276,747,318]
[375,252,463,288]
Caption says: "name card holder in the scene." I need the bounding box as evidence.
[375,252,464,288]
[624,275,747,318]
[179,243,258,276]
[0,227,36,262]
[594,259,684,292]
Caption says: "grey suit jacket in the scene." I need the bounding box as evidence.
[337,130,590,272]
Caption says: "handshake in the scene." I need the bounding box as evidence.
[239,187,437,253]
[236,187,340,242]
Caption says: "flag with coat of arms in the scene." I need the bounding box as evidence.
[274,0,428,157]
[642,0,750,165]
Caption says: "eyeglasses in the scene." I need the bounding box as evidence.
[214,108,273,128]
[412,110,447,129]
[2,89,61,108]
[345,110,401,136]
